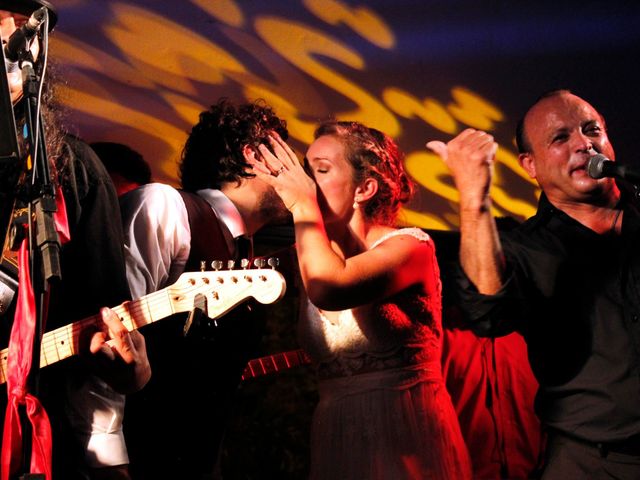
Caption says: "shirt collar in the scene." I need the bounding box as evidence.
[195,188,247,239]
[535,189,640,236]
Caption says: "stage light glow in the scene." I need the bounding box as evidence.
[51,0,549,229]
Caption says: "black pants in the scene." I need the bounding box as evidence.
[543,431,640,480]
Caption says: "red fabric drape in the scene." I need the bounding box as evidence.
[1,188,70,480]
[1,240,52,480]
[54,186,70,244]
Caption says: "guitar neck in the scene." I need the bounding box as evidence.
[241,349,311,381]
[0,268,286,386]
[0,289,172,385]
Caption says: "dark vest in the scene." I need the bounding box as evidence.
[179,190,233,269]
[125,190,266,479]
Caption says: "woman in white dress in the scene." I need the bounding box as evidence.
[256,121,471,479]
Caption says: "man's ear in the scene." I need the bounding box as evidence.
[355,177,378,204]
[242,144,258,165]
[519,153,537,179]
[242,145,270,174]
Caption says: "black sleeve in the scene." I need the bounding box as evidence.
[46,136,131,329]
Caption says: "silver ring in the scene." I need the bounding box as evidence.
[277,166,285,174]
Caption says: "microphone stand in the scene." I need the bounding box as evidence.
[21,54,62,287]
[15,43,59,480]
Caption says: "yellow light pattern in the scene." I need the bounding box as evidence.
[50,0,540,228]
[303,0,395,49]
[190,0,245,28]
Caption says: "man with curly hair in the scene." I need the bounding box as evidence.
[121,98,291,479]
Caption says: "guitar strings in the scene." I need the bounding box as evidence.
[242,350,311,380]
[0,286,175,383]
[40,282,211,363]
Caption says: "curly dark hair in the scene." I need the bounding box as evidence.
[314,121,414,226]
[179,99,288,191]
[0,62,66,238]
[1,61,65,190]
[11,61,66,174]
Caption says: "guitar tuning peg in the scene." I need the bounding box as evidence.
[211,260,223,271]
[200,260,206,272]
[240,258,250,269]
[267,257,279,270]
[253,258,266,269]
[227,260,236,270]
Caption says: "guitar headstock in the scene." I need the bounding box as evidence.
[167,267,286,319]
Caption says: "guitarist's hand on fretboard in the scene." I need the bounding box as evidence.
[88,307,152,395]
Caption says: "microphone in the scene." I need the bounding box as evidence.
[2,6,47,63]
[587,154,640,185]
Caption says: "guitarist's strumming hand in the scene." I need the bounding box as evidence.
[88,307,152,394]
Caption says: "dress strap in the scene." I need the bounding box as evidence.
[369,227,431,250]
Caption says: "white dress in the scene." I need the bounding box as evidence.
[298,228,472,479]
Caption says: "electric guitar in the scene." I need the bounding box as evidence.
[0,268,286,385]
[241,349,311,381]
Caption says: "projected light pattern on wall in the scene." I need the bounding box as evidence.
[50,0,640,229]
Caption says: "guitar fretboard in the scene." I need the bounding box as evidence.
[0,288,174,385]
[241,349,311,381]
[0,268,286,386]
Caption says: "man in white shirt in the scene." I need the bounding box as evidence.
[121,99,291,480]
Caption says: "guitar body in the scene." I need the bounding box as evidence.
[125,268,283,479]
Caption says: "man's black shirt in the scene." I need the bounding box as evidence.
[455,193,640,443]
